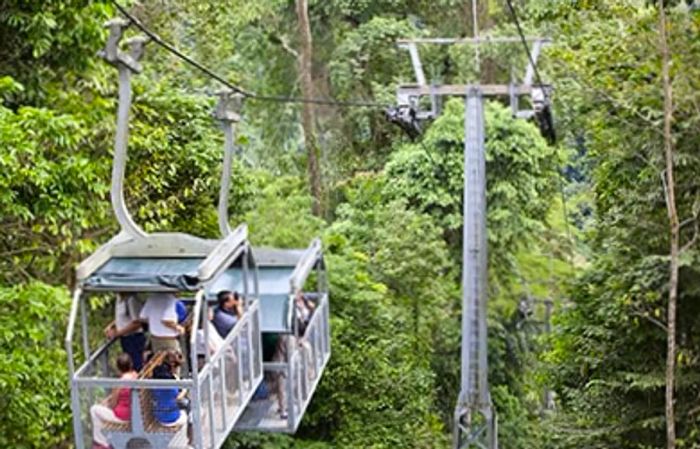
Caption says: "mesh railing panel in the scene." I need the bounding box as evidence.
[73,380,192,449]
[199,374,216,449]
[72,299,265,444]
[286,295,330,427]
[196,300,262,446]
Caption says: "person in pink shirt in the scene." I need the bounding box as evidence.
[89,353,137,449]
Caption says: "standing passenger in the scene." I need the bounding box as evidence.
[105,293,146,370]
[294,290,315,336]
[271,335,291,420]
[139,293,184,362]
[294,290,317,380]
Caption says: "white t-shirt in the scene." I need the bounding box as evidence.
[139,293,179,338]
[115,295,144,333]
[196,322,225,356]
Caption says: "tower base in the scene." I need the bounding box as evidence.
[453,401,497,449]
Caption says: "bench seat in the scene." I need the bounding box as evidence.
[102,352,185,449]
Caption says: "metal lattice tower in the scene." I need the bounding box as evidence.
[455,89,494,449]
[393,34,551,449]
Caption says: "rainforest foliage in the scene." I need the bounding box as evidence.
[1,1,699,448]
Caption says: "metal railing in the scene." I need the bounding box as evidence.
[194,299,263,449]
[73,377,193,449]
[285,292,331,430]
[68,289,263,449]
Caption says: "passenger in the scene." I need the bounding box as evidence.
[195,307,226,366]
[175,299,188,325]
[294,290,317,379]
[89,353,137,449]
[212,290,242,338]
[196,306,239,396]
[139,292,184,354]
[270,335,290,420]
[294,290,315,336]
[105,293,146,370]
[152,350,188,446]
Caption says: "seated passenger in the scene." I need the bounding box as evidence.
[152,350,188,445]
[212,290,242,338]
[89,353,137,449]
[216,292,251,373]
[105,293,146,371]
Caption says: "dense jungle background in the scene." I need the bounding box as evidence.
[2,0,700,448]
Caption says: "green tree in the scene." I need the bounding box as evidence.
[0,282,72,449]
[535,3,700,447]
[385,99,562,288]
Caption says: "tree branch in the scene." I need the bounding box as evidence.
[631,310,668,333]
[562,69,664,133]
[681,219,699,253]
[680,201,700,253]
[267,32,299,59]
[0,246,50,258]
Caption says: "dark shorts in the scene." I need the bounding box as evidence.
[120,332,146,371]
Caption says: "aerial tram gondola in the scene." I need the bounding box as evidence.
[66,19,330,449]
[214,92,330,432]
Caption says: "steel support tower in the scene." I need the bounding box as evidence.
[394,35,550,449]
[455,88,494,449]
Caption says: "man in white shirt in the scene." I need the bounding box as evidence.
[139,292,184,356]
[105,293,146,370]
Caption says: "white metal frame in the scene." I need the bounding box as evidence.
[67,229,260,449]
[236,239,330,433]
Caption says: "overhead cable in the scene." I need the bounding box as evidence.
[111,1,249,96]
[504,0,545,89]
[111,0,390,108]
[503,0,576,263]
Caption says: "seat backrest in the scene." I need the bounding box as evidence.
[139,351,166,379]
[132,351,166,431]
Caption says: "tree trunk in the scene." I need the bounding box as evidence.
[659,3,678,449]
[296,0,322,216]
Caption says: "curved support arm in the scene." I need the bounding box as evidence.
[112,66,147,238]
[218,119,236,236]
[65,286,83,378]
[290,238,323,292]
[101,19,148,238]
[215,91,243,237]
